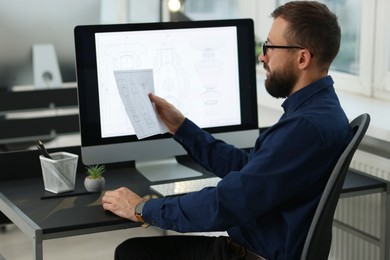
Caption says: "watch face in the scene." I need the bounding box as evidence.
[135,201,146,224]
[135,201,146,214]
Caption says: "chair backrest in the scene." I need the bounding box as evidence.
[300,113,371,260]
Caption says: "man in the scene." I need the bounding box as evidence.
[102,1,353,259]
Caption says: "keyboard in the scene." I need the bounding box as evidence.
[150,176,221,197]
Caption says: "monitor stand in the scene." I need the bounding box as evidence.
[135,157,202,182]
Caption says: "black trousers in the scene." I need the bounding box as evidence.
[115,235,247,260]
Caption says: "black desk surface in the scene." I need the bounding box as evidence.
[0,166,150,234]
[0,157,210,234]
[343,169,387,194]
[0,160,386,235]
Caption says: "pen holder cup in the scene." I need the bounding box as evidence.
[39,152,79,194]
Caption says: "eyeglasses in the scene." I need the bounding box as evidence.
[262,40,313,57]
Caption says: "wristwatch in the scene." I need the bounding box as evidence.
[135,201,146,223]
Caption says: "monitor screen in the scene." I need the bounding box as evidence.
[74,19,259,181]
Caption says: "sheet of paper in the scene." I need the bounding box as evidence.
[113,69,168,139]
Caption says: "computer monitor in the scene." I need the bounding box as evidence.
[74,19,259,182]
[0,0,102,89]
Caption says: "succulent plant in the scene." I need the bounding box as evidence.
[86,164,105,179]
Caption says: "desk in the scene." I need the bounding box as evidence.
[0,162,388,260]
[0,165,153,260]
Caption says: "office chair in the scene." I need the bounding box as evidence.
[300,113,371,260]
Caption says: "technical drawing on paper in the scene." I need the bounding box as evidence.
[113,69,167,139]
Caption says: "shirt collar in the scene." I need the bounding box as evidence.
[281,75,334,115]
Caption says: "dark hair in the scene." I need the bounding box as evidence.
[271,1,341,71]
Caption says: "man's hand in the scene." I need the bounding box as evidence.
[149,93,185,135]
[102,187,144,222]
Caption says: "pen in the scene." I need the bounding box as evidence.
[40,191,97,200]
[36,140,52,159]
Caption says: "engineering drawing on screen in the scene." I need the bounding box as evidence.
[95,26,241,139]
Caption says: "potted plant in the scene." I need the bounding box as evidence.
[84,164,106,192]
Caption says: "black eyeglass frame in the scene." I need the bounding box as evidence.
[262,40,314,57]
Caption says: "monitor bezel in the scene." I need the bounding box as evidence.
[74,19,258,164]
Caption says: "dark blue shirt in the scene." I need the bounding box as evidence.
[143,76,353,260]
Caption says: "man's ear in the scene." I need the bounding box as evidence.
[297,49,312,70]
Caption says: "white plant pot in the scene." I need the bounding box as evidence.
[84,176,105,192]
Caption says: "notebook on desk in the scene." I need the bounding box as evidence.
[150,176,221,197]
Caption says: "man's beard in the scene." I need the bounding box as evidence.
[264,65,297,98]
